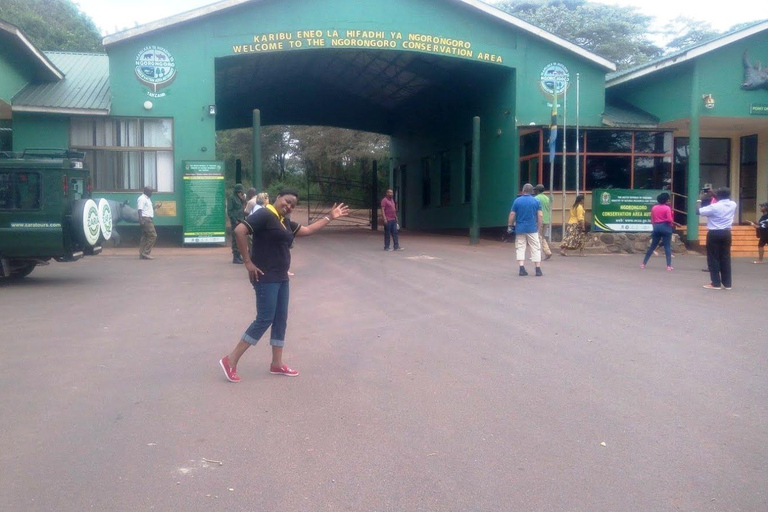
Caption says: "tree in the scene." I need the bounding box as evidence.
[660,17,720,54]
[0,0,102,52]
[495,0,663,69]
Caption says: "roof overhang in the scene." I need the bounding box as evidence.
[0,19,64,81]
[103,0,615,71]
[11,106,109,116]
[607,20,768,88]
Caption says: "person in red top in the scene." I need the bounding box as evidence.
[381,189,403,251]
[641,192,677,270]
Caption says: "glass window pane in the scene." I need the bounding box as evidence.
[701,139,729,164]
[545,155,578,191]
[156,151,174,192]
[17,172,41,209]
[634,156,670,190]
[520,132,540,157]
[586,156,631,190]
[70,119,93,146]
[143,119,173,147]
[586,131,632,153]
[634,132,671,153]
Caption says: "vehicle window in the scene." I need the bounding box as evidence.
[0,172,42,210]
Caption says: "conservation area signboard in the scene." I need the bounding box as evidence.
[182,160,226,244]
[592,189,664,232]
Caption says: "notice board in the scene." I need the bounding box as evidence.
[182,160,226,244]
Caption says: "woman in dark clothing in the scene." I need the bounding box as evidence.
[219,189,349,382]
[641,192,677,270]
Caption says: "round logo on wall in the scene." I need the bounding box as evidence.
[135,46,177,97]
[600,191,612,205]
[540,62,569,95]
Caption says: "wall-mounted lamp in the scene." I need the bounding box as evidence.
[143,100,153,110]
[496,128,503,137]
[702,94,715,109]
[208,105,217,116]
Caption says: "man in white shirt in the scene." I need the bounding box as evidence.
[697,187,737,290]
[137,186,157,260]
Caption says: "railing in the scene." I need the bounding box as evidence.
[671,191,688,230]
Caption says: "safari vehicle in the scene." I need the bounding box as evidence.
[0,149,111,279]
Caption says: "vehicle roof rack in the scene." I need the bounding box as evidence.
[20,148,85,160]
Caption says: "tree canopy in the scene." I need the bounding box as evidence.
[0,0,102,52]
[496,0,663,68]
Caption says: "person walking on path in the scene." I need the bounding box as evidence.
[229,184,247,264]
[534,184,552,260]
[641,192,677,270]
[219,189,349,382]
[561,195,587,257]
[508,183,543,276]
[746,202,768,264]
[137,186,157,260]
[698,187,737,290]
[381,189,403,251]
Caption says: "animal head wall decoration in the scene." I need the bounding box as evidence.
[742,50,768,91]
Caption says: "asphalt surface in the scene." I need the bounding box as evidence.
[1,229,766,512]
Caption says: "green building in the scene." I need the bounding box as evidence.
[2,2,767,244]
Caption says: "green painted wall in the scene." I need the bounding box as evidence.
[12,114,69,150]
[608,64,694,123]
[610,31,768,122]
[98,0,610,230]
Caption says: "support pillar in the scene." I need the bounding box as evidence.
[252,109,262,190]
[371,160,378,231]
[470,116,481,245]
[686,66,701,242]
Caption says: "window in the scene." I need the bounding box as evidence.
[0,172,42,210]
[70,118,174,192]
[586,131,632,153]
[633,156,670,190]
[0,120,11,152]
[440,151,451,206]
[586,156,631,190]
[421,157,431,207]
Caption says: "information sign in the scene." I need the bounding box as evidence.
[592,189,665,232]
[182,160,226,244]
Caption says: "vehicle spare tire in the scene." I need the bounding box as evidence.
[72,199,101,246]
[97,198,113,241]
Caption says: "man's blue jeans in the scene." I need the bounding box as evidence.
[384,220,400,250]
[242,281,289,347]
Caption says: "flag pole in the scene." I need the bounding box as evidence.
[576,73,580,195]
[561,79,567,231]
[548,89,557,243]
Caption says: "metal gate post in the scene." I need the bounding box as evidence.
[371,160,379,231]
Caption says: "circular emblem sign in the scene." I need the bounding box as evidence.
[81,199,101,246]
[135,46,177,97]
[600,191,612,205]
[540,62,570,95]
[97,198,113,241]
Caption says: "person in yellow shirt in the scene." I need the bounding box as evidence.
[560,194,586,257]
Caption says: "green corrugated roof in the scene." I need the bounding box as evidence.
[13,52,110,114]
[602,98,659,128]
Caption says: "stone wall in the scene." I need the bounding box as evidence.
[583,232,687,254]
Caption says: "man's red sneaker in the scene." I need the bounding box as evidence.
[219,356,240,383]
[270,364,299,377]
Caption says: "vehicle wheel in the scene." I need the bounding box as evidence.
[9,263,36,279]
[72,199,101,246]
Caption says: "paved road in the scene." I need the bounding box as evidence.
[1,230,766,511]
